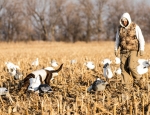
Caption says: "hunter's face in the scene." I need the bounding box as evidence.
[121,18,128,27]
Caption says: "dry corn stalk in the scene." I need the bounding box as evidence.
[41,99,44,115]
[133,93,138,115]
[142,95,145,115]
[66,105,70,115]
[59,95,63,114]
[36,101,38,111]
[8,106,12,115]
[26,107,28,115]
[113,104,117,115]
[130,102,133,115]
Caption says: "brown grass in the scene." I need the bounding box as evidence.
[0,41,150,115]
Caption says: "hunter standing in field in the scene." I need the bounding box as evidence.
[114,12,145,89]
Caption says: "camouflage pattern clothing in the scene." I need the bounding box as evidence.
[115,12,145,88]
[119,22,139,52]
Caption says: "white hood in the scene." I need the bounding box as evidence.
[120,12,131,28]
[115,12,145,51]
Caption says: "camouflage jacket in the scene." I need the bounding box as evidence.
[119,22,139,51]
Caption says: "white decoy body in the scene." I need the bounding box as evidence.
[31,58,39,66]
[70,59,77,65]
[101,58,112,65]
[84,61,95,70]
[5,62,20,71]
[5,62,22,80]
[8,67,17,77]
[137,59,150,75]
[103,63,113,79]
[138,59,149,67]
[114,67,122,75]
[87,78,108,92]
[5,62,20,74]
[115,57,121,64]
[137,65,148,75]
[14,70,23,80]
[51,60,58,67]
[0,87,9,95]
[10,69,23,80]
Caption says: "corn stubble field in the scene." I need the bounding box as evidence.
[0,41,150,115]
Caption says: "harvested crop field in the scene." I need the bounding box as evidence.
[0,41,150,115]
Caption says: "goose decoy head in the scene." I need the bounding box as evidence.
[103,63,109,68]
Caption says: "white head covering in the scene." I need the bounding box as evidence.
[120,12,131,28]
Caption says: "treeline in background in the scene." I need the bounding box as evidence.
[0,0,149,42]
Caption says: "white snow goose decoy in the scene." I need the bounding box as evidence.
[14,69,23,80]
[31,58,39,67]
[5,61,20,71]
[0,87,9,96]
[137,59,150,75]
[84,61,95,70]
[51,60,58,67]
[87,78,108,92]
[114,67,122,75]
[103,63,113,82]
[70,59,77,65]
[101,58,112,65]
[0,87,14,104]
[5,61,22,80]
[115,57,121,65]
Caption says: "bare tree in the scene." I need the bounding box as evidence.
[57,1,84,42]
[92,0,108,41]
[79,0,94,42]
[132,1,150,42]
[26,0,50,41]
[0,0,149,42]
[0,1,27,42]
[104,0,138,40]
[49,0,65,41]
[0,0,7,40]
